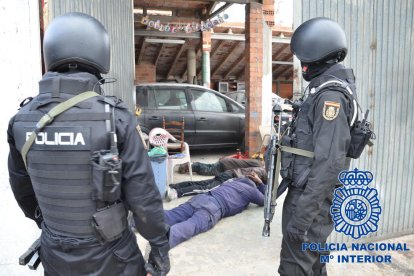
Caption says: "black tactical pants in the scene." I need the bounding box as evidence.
[40,227,146,276]
[192,158,262,176]
[170,171,234,197]
[192,161,223,176]
[278,188,334,276]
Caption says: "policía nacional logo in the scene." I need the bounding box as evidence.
[322,101,340,120]
[330,168,382,239]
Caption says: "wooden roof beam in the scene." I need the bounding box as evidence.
[207,2,217,15]
[137,39,146,64]
[154,43,165,66]
[224,55,245,79]
[211,40,227,57]
[166,43,187,78]
[272,44,290,61]
[271,44,290,71]
[135,14,199,24]
[236,67,245,80]
[273,65,287,78]
[211,42,241,77]
[282,67,293,80]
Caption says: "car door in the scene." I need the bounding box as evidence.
[190,88,243,147]
[135,85,150,131]
[145,86,196,145]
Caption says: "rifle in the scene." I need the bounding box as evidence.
[262,103,283,237]
[19,238,41,270]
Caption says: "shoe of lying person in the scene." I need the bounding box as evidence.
[165,188,178,202]
[178,163,190,174]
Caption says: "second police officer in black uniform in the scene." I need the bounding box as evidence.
[278,18,358,275]
[8,13,170,275]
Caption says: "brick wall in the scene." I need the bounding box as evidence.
[262,0,275,27]
[135,63,156,84]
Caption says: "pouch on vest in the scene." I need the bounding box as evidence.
[347,110,375,159]
[92,202,127,242]
[91,150,122,203]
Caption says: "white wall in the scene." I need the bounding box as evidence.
[0,0,43,274]
[261,22,273,127]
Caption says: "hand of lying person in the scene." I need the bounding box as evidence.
[247,172,262,185]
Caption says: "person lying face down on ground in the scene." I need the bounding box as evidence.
[165,172,265,248]
[166,166,267,201]
[178,157,263,176]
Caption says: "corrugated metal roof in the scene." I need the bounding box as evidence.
[294,0,414,243]
[47,0,135,110]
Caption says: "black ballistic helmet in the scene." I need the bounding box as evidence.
[291,17,347,64]
[43,12,110,74]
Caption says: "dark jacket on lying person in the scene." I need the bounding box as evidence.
[168,167,267,199]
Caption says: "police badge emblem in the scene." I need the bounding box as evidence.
[323,101,340,120]
[330,168,382,239]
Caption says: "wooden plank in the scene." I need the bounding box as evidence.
[154,43,165,66]
[137,40,146,64]
[166,43,187,78]
[224,55,245,79]
[211,42,240,77]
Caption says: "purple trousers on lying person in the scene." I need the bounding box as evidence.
[165,177,265,248]
[165,194,222,248]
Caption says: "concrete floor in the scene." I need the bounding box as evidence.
[137,148,283,276]
[1,148,413,275]
[137,149,414,276]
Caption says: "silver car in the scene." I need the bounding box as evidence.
[135,83,245,149]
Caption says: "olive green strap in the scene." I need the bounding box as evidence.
[280,146,315,158]
[272,147,282,200]
[21,91,99,168]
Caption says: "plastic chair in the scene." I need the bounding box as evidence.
[148,127,176,147]
[148,127,192,184]
[167,141,193,184]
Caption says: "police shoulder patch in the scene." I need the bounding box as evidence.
[323,101,340,120]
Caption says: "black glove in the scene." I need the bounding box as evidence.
[286,223,309,243]
[145,243,170,276]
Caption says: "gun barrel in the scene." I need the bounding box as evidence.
[262,221,271,237]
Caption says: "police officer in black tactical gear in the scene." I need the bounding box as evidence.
[8,12,170,275]
[278,18,357,275]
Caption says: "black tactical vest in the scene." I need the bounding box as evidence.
[280,67,356,189]
[12,72,114,237]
